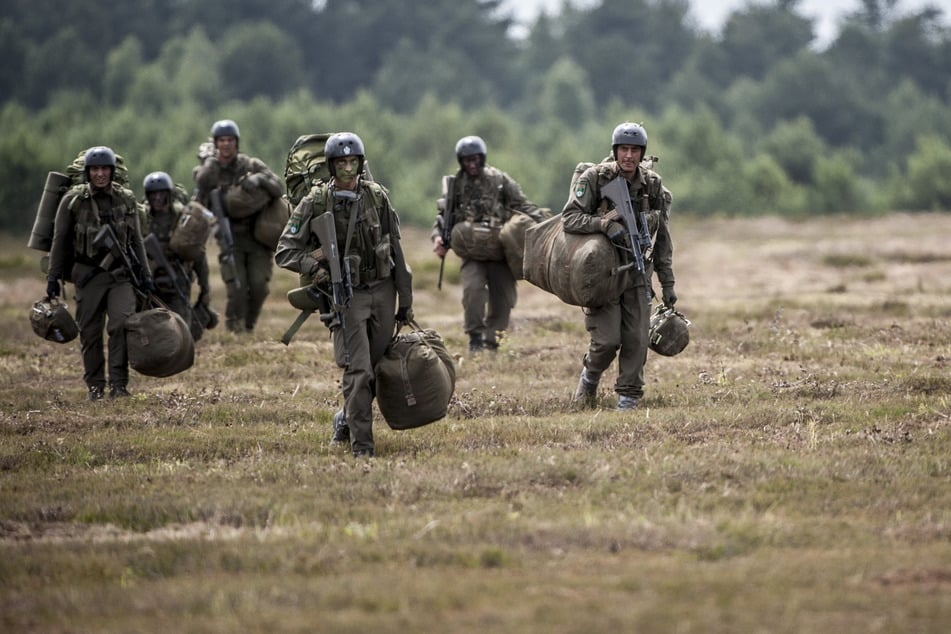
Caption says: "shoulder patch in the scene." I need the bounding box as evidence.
[574,180,588,198]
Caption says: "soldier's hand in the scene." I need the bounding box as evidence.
[603,221,628,246]
[46,277,60,299]
[433,236,447,258]
[199,287,211,305]
[142,277,157,294]
[662,286,678,307]
[311,267,331,288]
[395,306,413,324]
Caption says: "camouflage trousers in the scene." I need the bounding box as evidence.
[224,231,273,332]
[460,258,516,343]
[74,268,136,390]
[581,283,651,399]
[333,279,397,455]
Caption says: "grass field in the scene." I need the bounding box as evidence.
[1,213,949,633]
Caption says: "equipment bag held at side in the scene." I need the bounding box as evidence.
[125,303,195,377]
[169,201,215,262]
[253,195,292,250]
[649,303,691,356]
[30,296,79,344]
[450,220,504,262]
[522,214,631,307]
[375,321,456,430]
[499,210,546,281]
[224,176,271,220]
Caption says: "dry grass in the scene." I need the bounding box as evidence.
[1,213,950,633]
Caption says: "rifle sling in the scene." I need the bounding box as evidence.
[281,309,312,345]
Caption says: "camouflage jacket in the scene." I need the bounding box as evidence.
[193,152,283,227]
[431,164,544,242]
[562,160,675,289]
[47,182,148,284]
[144,201,210,290]
[275,178,413,308]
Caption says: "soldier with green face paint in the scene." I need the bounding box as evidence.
[275,132,414,459]
[562,122,678,411]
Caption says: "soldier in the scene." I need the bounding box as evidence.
[45,146,154,400]
[275,132,414,459]
[431,135,547,352]
[141,171,213,341]
[562,122,678,410]
[193,119,283,333]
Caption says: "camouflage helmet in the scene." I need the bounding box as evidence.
[455,135,487,167]
[324,132,365,177]
[211,119,240,140]
[82,146,117,182]
[143,171,174,193]
[611,122,648,159]
[648,303,690,357]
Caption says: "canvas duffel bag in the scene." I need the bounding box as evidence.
[253,195,292,250]
[450,220,504,262]
[523,214,631,307]
[375,322,455,430]
[126,307,195,377]
[169,201,214,262]
[224,177,271,219]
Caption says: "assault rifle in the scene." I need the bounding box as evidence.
[208,187,240,292]
[143,233,190,306]
[77,224,144,290]
[280,212,353,365]
[601,176,653,301]
[436,175,455,290]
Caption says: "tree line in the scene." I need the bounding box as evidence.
[2,0,950,233]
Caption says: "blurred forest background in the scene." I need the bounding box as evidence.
[2,0,951,232]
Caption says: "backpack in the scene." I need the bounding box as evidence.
[284,133,334,205]
[284,132,376,206]
[66,149,133,188]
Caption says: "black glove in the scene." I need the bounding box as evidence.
[46,277,60,299]
[395,306,413,324]
[604,221,628,247]
[662,286,678,307]
[142,277,156,294]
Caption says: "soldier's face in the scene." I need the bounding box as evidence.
[333,156,361,190]
[147,190,170,212]
[87,165,112,190]
[215,135,237,163]
[615,144,643,175]
[461,155,482,177]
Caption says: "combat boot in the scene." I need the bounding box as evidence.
[468,333,484,353]
[87,385,104,401]
[573,368,599,407]
[109,385,131,399]
[617,395,639,410]
[331,409,350,444]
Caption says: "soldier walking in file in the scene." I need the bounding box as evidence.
[275,132,414,459]
[431,135,546,352]
[141,171,213,341]
[562,122,678,410]
[45,146,154,400]
[193,119,283,333]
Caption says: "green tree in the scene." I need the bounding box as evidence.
[218,22,305,102]
[898,136,951,210]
